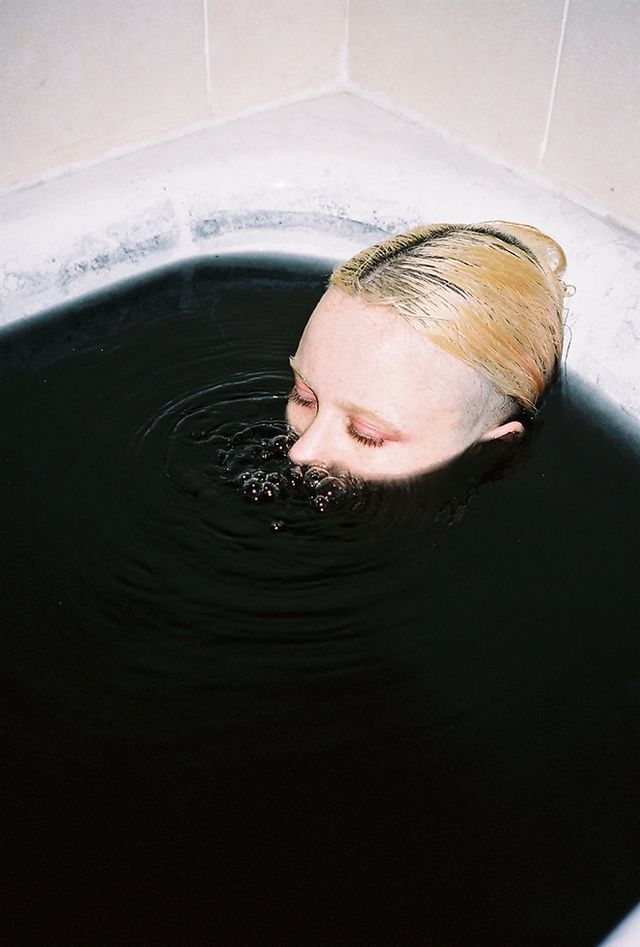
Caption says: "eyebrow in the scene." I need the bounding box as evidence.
[288,356,313,388]
[288,356,406,439]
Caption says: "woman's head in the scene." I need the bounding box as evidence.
[287,221,567,480]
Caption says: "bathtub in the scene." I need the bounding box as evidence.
[1,93,639,432]
[1,92,639,944]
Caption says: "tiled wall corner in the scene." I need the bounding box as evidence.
[208,0,348,118]
[0,0,208,187]
[3,0,637,232]
[543,0,640,230]
[348,0,565,168]
[347,0,640,233]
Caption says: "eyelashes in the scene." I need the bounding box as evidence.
[287,387,386,448]
[346,421,384,447]
[288,386,316,409]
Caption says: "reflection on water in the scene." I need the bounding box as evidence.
[1,256,639,945]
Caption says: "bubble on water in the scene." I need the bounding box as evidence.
[212,421,367,515]
[302,466,326,493]
[312,495,329,513]
[284,464,303,489]
[315,476,348,504]
[269,434,291,457]
[242,477,270,504]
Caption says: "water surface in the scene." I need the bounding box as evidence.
[2,256,639,945]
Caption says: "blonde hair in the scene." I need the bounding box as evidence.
[330,221,567,414]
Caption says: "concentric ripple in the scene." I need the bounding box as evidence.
[0,255,537,766]
[3,256,639,945]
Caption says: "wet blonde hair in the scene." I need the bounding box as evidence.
[330,221,567,415]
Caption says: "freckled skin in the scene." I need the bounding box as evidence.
[286,287,520,481]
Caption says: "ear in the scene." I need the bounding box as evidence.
[479,419,525,442]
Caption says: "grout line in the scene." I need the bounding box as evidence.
[538,0,571,169]
[344,80,640,236]
[338,0,350,85]
[203,0,213,112]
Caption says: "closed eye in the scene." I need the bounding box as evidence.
[347,420,385,447]
[288,386,316,409]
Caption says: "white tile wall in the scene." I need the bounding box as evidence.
[348,0,640,232]
[543,0,640,230]
[208,0,347,117]
[0,0,348,188]
[0,0,208,186]
[0,0,637,232]
[348,0,566,167]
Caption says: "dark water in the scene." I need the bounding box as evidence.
[2,256,639,945]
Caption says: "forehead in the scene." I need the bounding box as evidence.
[296,287,483,412]
[300,286,413,358]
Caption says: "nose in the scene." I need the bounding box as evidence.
[288,414,338,469]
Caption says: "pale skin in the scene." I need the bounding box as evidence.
[286,287,523,481]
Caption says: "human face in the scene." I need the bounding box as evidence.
[286,287,493,481]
